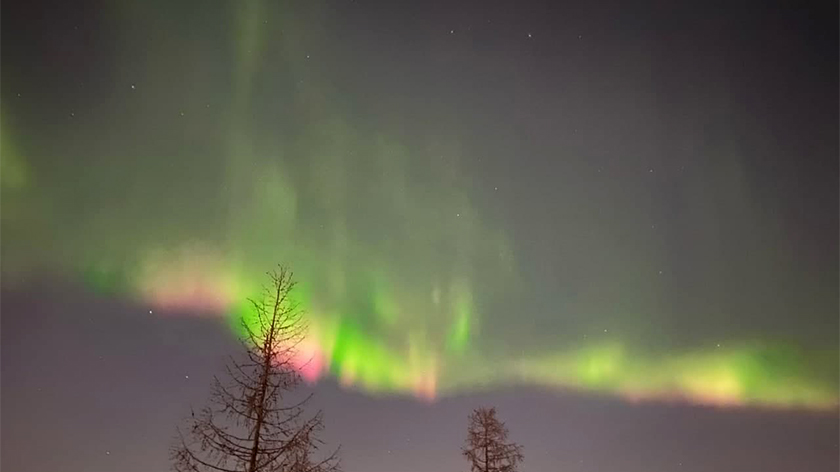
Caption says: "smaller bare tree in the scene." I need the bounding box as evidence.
[462,407,524,472]
[172,267,339,472]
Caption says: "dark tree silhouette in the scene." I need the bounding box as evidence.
[462,407,524,472]
[172,267,339,472]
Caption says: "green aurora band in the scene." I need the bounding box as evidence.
[1,1,836,410]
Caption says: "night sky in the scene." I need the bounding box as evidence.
[1,0,838,471]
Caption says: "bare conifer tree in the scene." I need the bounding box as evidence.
[462,407,524,472]
[172,267,339,472]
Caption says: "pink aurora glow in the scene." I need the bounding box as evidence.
[289,340,326,383]
[136,246,237,314]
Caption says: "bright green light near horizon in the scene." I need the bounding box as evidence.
[215,271,837,410]
[514,341,838,410]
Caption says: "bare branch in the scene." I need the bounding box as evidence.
[172,265,340,472]
[462,407,524,472]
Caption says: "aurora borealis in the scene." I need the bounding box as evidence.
[2,0,839,470]
[2,0,838,410]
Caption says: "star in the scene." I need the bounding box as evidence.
[149,310,153,314]
[105,451,110,456]
[449,29,454,34]
[130,84,135,90]
[658,270,663,275]
[306,55,310,59]
[185,375,190,379]
[527,33,532,38]
[494,187,498,190]
[180,111,185,116]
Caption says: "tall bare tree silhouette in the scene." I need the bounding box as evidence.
[172,267,339,472]
[462,407,523,472]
